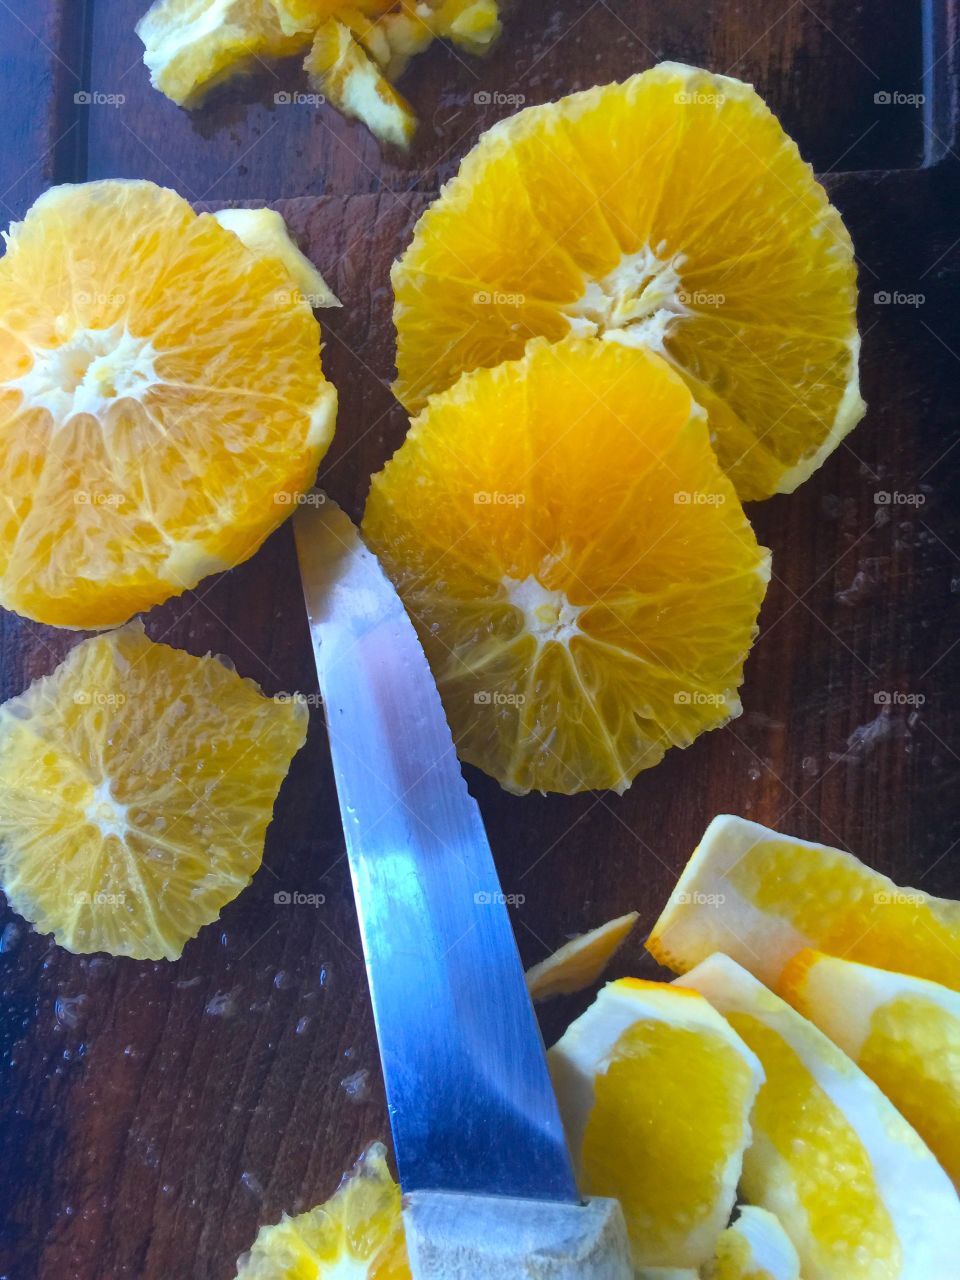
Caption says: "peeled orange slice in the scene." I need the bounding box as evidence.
[236,1142,410,1278]
[526,911,639,1001]
[137,0,310,107]
[780,949,960,1188]
[646,815,960,989]
[549,978,764,1270]
[392,62,864,500]
[705,1206,800,1280]
[213,207,341,308]
[0,624,307,960]
[678,954,960,1280]
[0,180,336,628]
[363,337,769,795]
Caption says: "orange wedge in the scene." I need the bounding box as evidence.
[678,953,960,1279]
[780,949,960,1188]
[549,978,764,1270]
[647,815,960,990]
[526,912,638,1001]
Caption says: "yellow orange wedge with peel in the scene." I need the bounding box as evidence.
[646,814,960,990]
[0,624,307,961]
[678,953,960,1280]
[363,337,770,795]
[0,180,336,628]
[779,949,960,1188]
[705,1206,800,1280]
[392,62,864,500]
[526,912,638,1000]
[549,977,764,1270]
[235,1142,410,1278]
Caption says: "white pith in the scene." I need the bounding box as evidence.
[10,322,161,427]
[84,778,129,843]
[503,574,584,651]
[562,243,688,353]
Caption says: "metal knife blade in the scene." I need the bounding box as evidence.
[294,494,578,1203]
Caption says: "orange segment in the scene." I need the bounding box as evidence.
[646,815,960,989]
[0,180,336,628]
[549,977,764,1270]
[678,954,960,1280]
[304,18,417,147]
[0,624,307,961]
[526,911,639,1000]
[392,62,864,500]
[236,1143,411,1278]
[362,337,769,795]
[779,950,960,1189]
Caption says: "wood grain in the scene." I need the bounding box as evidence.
[0,2,958,1278]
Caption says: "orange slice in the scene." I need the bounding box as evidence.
[236,1142,410,1278]
[780,949,960,1188]
[678,953,960,1280]
[0,179,336,628]
[646,815,960,989]
[362,337,770,795]
[392,62,864,500]
[549,977,764,1270]
[526,912,638,1001]
[0,624,307,960]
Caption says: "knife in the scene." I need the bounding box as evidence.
[294,495,631,1278]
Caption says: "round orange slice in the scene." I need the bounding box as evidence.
[392,62,864,501]
[0,180,336,628]
[0,624,307,960]
[363,336,770,795]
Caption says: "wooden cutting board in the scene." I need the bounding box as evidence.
[1,2,958,1276]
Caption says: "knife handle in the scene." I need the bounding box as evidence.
[402,1191,633,1278]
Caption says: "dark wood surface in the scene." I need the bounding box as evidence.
[1,2,958,1277]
